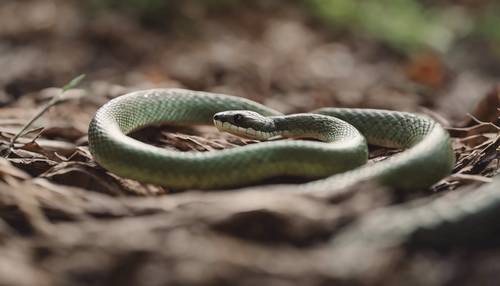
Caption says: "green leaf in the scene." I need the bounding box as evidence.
[62,74,86,92]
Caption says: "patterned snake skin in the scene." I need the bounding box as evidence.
[88,88,455,191]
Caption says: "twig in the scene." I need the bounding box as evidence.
[465,113,500,129]
[6,74,86,156]
[449,173,493,183]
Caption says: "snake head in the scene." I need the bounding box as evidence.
[213,110,276,140]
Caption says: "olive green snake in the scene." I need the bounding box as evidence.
[88,88,455,191]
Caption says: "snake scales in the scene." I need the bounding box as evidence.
[88,88,455,192]
[87,89,500,259]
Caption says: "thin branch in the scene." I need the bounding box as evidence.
[465,113,500,129]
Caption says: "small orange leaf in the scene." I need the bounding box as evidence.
[404,52,447,89]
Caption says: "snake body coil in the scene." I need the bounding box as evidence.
[88,88,455,191]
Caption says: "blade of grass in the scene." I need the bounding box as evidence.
[5,74,86,156]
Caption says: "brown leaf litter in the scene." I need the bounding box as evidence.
[0,0,499,285]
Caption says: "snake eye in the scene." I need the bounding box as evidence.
[233,114,243,123]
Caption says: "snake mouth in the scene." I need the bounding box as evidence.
[213,119,277,140]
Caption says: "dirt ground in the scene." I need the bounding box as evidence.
[0,1,499,285]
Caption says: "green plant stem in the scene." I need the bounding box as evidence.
[6,74,86,155]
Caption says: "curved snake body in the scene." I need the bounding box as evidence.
[88,89,455,191]
[332,177,500,250]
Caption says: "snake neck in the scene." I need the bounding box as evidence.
[271,114,362,143]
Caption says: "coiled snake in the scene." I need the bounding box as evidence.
[88,89,455,191]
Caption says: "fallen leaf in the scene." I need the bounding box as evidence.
[40,162,127,196]
[404,52,448,89]
[0,158,31,181]
[462,85,500,127]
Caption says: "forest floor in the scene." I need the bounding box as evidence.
[0,1,499,285]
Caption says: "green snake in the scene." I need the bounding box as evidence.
[88,88,455,191]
